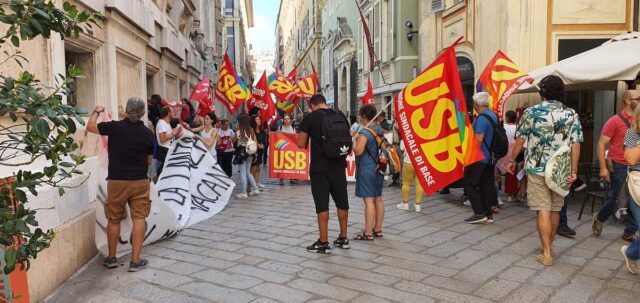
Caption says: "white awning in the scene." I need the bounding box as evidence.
[519,32,640,92]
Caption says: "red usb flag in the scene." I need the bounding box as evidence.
[215,52,251,114]
[476,51,533,119]
[356,0,375,71]
[361,76,374,105]
[248,71,275,122]
[268,72,296,101]
[190,77,213,116]
[286,68,297,82]
[394,38,484,195]
[294,73,318,99]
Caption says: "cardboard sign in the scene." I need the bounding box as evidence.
[268,133,310,180]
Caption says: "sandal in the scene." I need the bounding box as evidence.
[353,232,374,241]
[373,229,383,238]
[536,254,553,266]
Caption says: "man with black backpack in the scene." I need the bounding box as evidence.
[298,94,352,254]
[463,92,506,224]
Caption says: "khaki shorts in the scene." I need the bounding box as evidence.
[105,179,151,223]
[527,174,564,211]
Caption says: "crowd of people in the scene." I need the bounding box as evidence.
[89,75,640,276]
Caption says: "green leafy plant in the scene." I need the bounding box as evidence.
[0,0,102,277]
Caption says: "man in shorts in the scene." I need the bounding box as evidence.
[298,94,350,254]
[508,75,583,266]
[86,97,155,272]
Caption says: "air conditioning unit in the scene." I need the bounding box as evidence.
[430,0,445,13]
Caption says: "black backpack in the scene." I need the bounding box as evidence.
[319,109,352,159]
[478,113,509,164]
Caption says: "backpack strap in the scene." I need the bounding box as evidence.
[361,127,382,164]
[617,112,631,129]
[477,113,497,151]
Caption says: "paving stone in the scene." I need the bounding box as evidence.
[228,264,294,283]
[238,255,267,266]
[249,283,314,303]
[576,237,613,251]
[130,268,193,288]
[199,248,246,261]
[503,284,554,303]
[245,238,293,251]
[549,275,605,303]
[178,282,256,303]
[373,256,458,277]
[377,248,440,265]
[288,278,360,301]
[300,260,399,285]
[163,261,207,275]
[329,277,434,303]
[258,260,304,274]
[296,268,334,281]
[422,276,479,294]
[498,266,538,282]
[605,277,640,293]
[439,249,490,270]
[372,264,429,281]
[530,262,580,286]
[471,239,510,253]
[191,268,263,289]
[394,281,492,303]
[473,278,521,301]
[557,254,588,267]
[454,229,494,244]
[250,298,281,303]
[455,253,521,283]
[349,294,398,303]
[126,282,210,303]
[595,287,636,303]
[579,257,621,279]
[424,241,470,257]
[237,247,306,264]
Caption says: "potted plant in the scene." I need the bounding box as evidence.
[0,1,101,301]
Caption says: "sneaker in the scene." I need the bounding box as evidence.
[592,213,604,237]
[236,193,248,199]
[333,236,350,249]
[462,200,471,206]
[622,233,638,244]
[415,204,422,213]
[621,245,638,275]
[486,216,495,224]
[102,256,118,269]
[464,214,488,224]
[397,203,409,211]
[128,259,149,272]
[497,197,504,207]
[306,239,331,254]
[257,183,266,190]
[557,225,576,238]
[248,189,261,196]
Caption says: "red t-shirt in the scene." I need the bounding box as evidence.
[602,111,632,165]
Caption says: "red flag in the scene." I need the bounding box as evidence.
[248,71,275,122]
[394,38,484,195]
[286,68,297,82]
[215,52,251,114]
[294,73,318,99]
[476,51,533,119]
[356,0,375,71]
[361,76,374,105]
[268,72,296,101]
[190,77,214,116]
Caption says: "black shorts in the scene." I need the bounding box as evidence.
[310,167,349,213]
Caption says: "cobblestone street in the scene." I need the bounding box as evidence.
[47,171,640,303]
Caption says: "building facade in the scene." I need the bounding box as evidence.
[417,0,637,162]
[276,0,323,112]
[0,0,242,301]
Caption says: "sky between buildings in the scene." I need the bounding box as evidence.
[248,0,280,53]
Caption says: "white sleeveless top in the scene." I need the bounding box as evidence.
[200,127,218,159]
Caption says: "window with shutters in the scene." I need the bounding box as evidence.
[387,0,394,60]
[374,2,381,61]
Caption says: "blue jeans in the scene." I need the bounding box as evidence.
[560,198,568,227]
[239,157,258,194]
[597,162,637,237]
[626,198,640,260]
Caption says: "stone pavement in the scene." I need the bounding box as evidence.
[46,170,640,303]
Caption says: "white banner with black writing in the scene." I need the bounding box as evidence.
[95,123,234,257]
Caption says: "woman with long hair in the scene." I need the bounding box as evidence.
[234,115,261,199]
[195,112,219,162]
[156,106,182,178]
[352,104,385,240]
[251,115,267,190]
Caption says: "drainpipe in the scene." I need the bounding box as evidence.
[635,0,639,31]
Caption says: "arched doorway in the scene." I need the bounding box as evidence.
[456,56,475,116]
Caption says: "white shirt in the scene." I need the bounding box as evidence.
[156,119,172,149]
[400,141,411,164]
[280,125,296,134]
[200,127,218,158]
[504,123,517,143]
